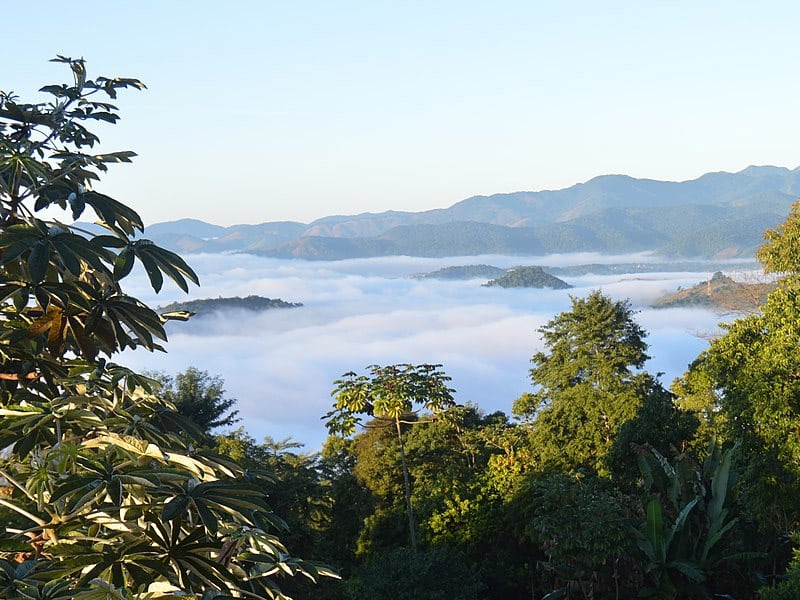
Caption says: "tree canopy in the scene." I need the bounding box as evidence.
[151,366,240,434]
[513,291,676,475]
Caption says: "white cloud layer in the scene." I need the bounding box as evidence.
[120,254,729,450]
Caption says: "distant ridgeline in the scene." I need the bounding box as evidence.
[652,272,775,312]
[483,266,572,289]
[158,295,302,316]
[120,166,800,260]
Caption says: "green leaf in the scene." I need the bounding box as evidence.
[644,498,665,562]
[113,246,134,280]
[28,240,50,283]
[135,249,163,293]
[162,495,189,521]
[668,559,705,582]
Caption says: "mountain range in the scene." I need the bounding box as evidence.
[134,165,800,260]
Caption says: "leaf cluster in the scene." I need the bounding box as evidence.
[325,364,455,436]
[0,58,330,599]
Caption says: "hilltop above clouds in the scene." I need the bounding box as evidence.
[134,166,800,260]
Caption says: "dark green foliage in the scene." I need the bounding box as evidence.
[524,291,650,397]
[606,386,699,486]
[760,537,800,599]
[347,546,482,600]
[634,445,761,599]
[514,472,638,597]
[696,280,800,534]
[483,265,572,289]
[756,200,800,274]
[151,366,240,433]
[326,364,456,554]
[158,294,302,316]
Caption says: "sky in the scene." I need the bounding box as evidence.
[5,1,800,226]
[118,253,730,450]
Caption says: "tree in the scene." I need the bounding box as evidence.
[0,57,329,598]
[514,290,679,475]
[152,366,240,434]
[324,363,455,554]
[756,199,800,275]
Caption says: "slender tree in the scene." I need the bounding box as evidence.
[324,363,455,553]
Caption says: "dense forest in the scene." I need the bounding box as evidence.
[2,59,800,600]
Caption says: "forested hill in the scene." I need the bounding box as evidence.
[132,165,800,259]
[652,271,775,312]
[483,266,572,289]
[157,295,302,316]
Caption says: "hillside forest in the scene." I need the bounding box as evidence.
[1,59,800,600]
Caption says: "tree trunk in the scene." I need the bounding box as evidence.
[395,416,417,554]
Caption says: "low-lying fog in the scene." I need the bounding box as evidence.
[120,252,752,450]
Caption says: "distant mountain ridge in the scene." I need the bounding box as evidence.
[133,166,800,260]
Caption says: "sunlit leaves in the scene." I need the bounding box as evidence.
[757,200,800,275]
[0,58,325,599]
[326,364,456,436]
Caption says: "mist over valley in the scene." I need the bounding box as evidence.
[120,252,745,449]
[111,165,790,449]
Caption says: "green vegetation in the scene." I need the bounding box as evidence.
[325,364,456,554]
[5,58,800,600]
[483,265,572,289]
[158,294,302,316]
[0,59,329,599]
[652,271,775,312]
[150,366,240,434]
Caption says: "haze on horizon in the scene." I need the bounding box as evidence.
[4,1,800,226]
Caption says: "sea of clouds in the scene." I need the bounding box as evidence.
[119,252,745,451]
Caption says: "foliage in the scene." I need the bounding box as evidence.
[756,200,800,275]
[516,472,636,599]
[514,290,672,475]
[325,363,456,437]
[215,430,350,599]
[151,366,239,434]
[318,435,375,570]
[759,535,800,599]
[695,280,800,534]
[670,361,726,456]
[346,545,482,600]
[0,57,327,598]
[325,363,456,553]
[634,445,759,599]
[606,386,699,486]
[334,404,539,599]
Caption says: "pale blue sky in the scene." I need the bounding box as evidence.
[6,1,800,225]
